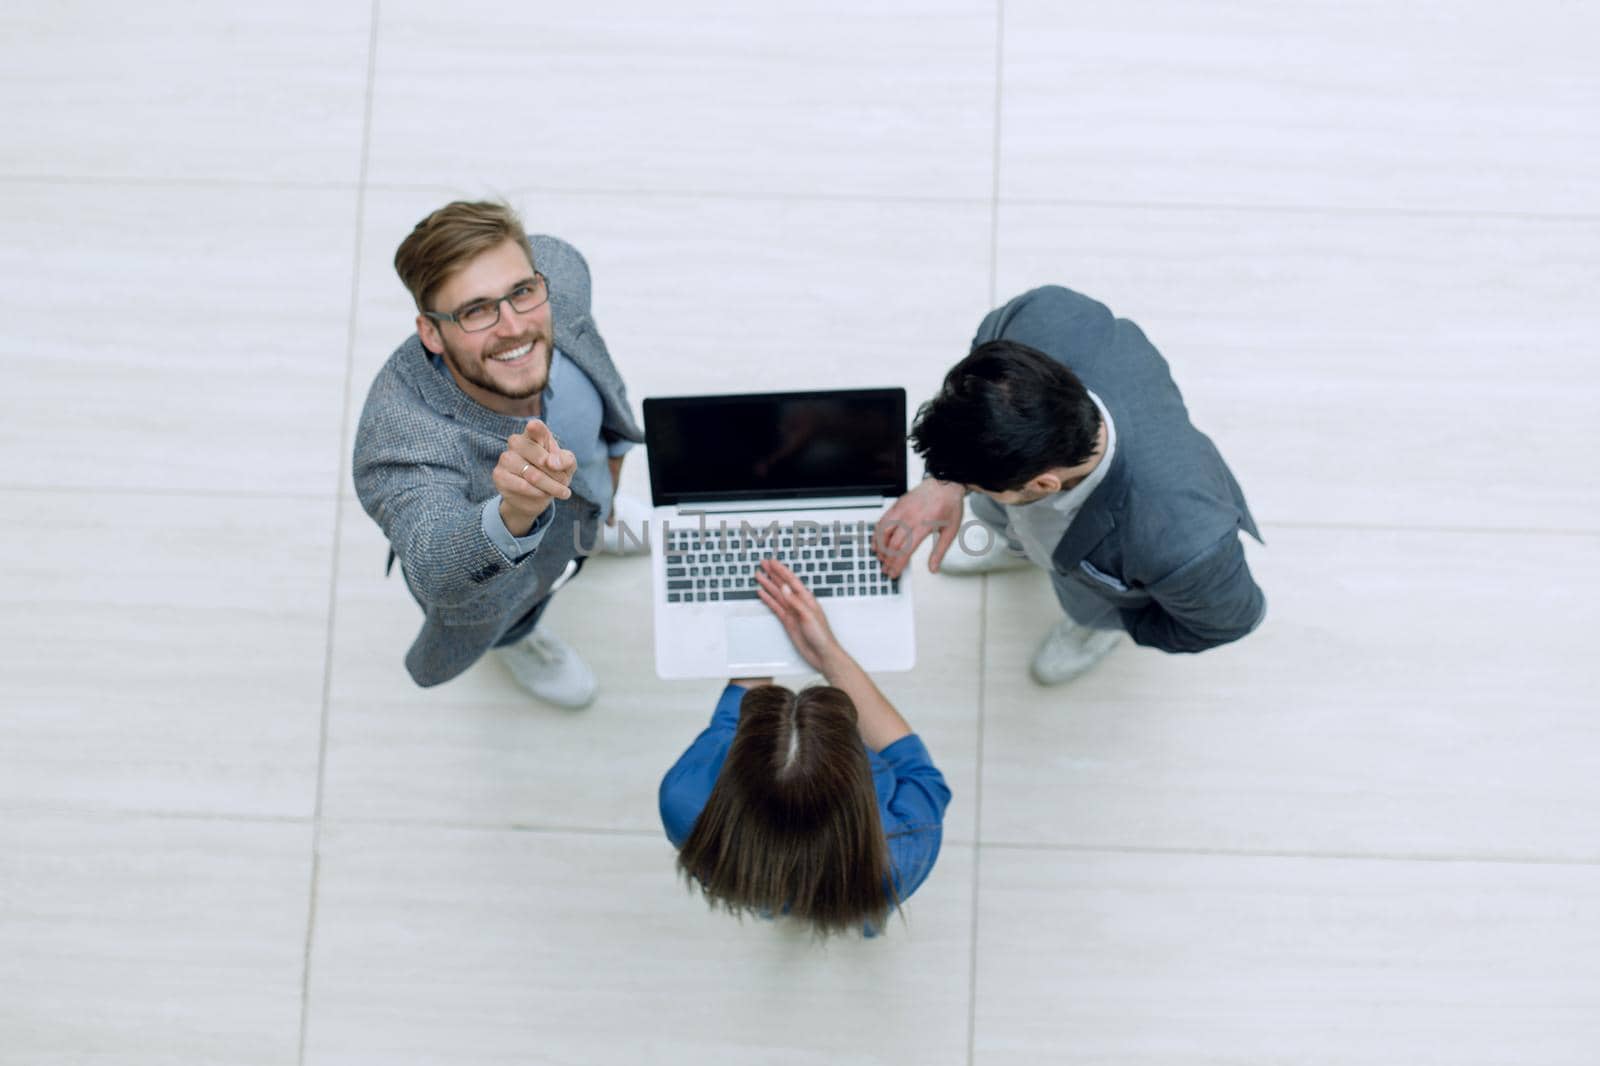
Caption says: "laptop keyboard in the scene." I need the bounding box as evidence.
[663,521,901,604]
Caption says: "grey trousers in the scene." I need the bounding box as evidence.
[967,494,1124,631]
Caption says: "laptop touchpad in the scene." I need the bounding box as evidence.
[725,616,795,670]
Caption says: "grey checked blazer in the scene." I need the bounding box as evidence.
[974,286,1264,653]
[352,236,644,687]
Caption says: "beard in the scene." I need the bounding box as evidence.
[1008,484,1053,505]
[439,328,552,401]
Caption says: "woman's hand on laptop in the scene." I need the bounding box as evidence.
[755,560,911,749]
[875,478,965,578]
[753,559,846,675]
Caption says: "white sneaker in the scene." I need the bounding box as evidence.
[1030,618,1123,685]
[496,630,598,708]
[938,526,1031,575]
[599,494,652,555]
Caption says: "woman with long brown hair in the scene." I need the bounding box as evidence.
[659,559,951,936]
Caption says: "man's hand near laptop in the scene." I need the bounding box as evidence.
[874,478,966,580]
[492,418,577,537]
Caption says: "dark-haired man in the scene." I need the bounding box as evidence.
[353,200,647,706]
[876,286,1264,684]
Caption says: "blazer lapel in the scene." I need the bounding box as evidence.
[1050,505,1116,571]
[550,312,645,443]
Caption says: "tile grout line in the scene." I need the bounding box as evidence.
[299,4,381,1063]
[1252,519,1600,538]
[969,8,1004,1064]
[0,173,363,192]
[5,170,1599,226]
[994,195,1600,225]
[0,485,341,502]
[967,576,991,1066]
[7,803,1599,867]
[974,840,1600,867]
[984,0,1003,313]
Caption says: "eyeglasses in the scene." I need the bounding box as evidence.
[424,273,549,333]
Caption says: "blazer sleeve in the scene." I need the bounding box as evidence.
[1120,529,1265,653]
[352,392,555,612]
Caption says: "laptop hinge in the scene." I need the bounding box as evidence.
[677,496,886,516]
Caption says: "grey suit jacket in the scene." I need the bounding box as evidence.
[352,235,644,686]
[973,286,1264,653]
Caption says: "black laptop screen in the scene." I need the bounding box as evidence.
[643,389,907,506]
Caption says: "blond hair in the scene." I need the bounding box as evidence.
[393,200,532,311]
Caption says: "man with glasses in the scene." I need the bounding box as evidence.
[875,285,1265,684]
[353,201,646,707]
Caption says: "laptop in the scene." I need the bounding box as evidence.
[643,388,916,680]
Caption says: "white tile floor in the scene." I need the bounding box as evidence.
[2,3,1597,1064]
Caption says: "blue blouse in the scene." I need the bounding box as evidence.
[659,684,952,905]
